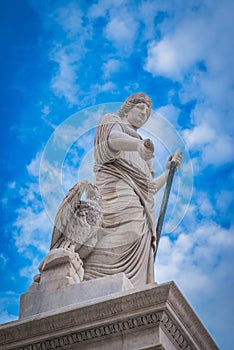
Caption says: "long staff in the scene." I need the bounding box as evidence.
[154,151,181,259]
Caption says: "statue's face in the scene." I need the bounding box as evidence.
[126,103,149,130]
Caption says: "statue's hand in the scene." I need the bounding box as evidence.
[137,140,154,161]
[166,151,182,171]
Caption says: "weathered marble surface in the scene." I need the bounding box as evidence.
[0,281,219,350]
[50,180,102,257]
[19,181,103,313]
[19,273,133,319]
[22,93,182,300]
[37,248,84,287]
[83,92,182,287]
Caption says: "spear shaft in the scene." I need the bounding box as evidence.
[154,156,178,259]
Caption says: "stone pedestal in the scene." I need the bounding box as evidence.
[19,273,133,319]
[0,279,218,350]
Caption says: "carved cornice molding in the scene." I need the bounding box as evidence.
[5,310,193,350]
[160,312,191,350]
[166,283,219,349]
[0,282,218,350]
[0,283,171,347]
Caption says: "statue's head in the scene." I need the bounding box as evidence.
[118,92,152,120]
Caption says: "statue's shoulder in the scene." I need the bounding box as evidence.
[99,113,122,125]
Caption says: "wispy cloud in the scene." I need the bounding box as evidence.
[144,1,234,171]
[0,292,20,323]
[32,2,92,106]
[5,153,53,261]
[102,59,121,78]
[156,217,234,345]
[50,44,81,105]
[0,253,8,269]
[0,310,17,324]
[156,217,234,294]
[104,17,139,53]
[183,123,233,166]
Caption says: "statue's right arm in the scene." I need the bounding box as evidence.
[108,124,154,161]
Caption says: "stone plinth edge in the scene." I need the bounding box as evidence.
[0,281,219,350]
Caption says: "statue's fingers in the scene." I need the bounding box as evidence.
[169,154,174,161]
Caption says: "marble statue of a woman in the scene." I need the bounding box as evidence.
[83,92,182,287]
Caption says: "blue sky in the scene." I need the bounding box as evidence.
[1,1,233,349]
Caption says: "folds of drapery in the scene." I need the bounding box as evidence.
[83,113,157,287]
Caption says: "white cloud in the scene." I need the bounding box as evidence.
[183,123,216,148]
[10,105,119,261]
[50,44,81,105]
[202,135,233,165]
[144,1,234,170]
[41,105,50,116]
[145,38,195,80]
[0,253,8,268]
[156,104,180,126]
[144,12,206,80]
[145,1,234,82]
[102,59,121,78]
[52,3,83,37]
[92,81,117,94]
[89,1,140,54]
[105,17,139,52]
[41,4,93,106]
[137,1,160,40]
[52,124,81,151]
[88,0,125,19]
[39,103,121,222]
[197,193,216,217]
[39,157,65,221]
[14,207,52,255]
[10,154,53,257]
[0,292,19,323]
[0,310,17,324]
[8,181,16,189]
[27,152,42,177]
[88,0,108,18]
[20,256,41,280]
[183,124,233,166]
[215,190,233,215]
[156,220,234,295]
[88,0,170,47]
[29,2,89,106]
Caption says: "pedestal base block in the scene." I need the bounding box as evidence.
[0,281,219,350]
[19,272,134,319]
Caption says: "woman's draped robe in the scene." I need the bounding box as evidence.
[83,114,158,287]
